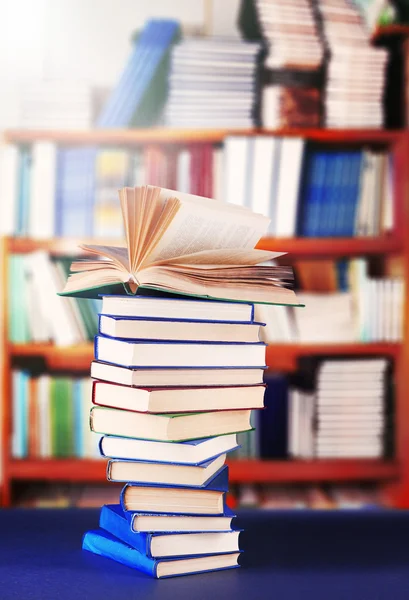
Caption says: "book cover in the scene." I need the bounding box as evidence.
[119,465,229,493]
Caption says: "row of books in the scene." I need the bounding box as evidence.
[14,482,383,510]
[1,136,393,239]
[288,358,392,459]
[9,253,100,345]
[12,372,100,459]
[225,137,393,237]
[257,260,404,343]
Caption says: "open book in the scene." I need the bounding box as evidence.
[61,185,300,305]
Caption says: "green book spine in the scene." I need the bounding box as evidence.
[9,255,30,343]
[50,378,74,457]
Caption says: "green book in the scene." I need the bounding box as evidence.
[50,377,74,457]
[9,255,30,343]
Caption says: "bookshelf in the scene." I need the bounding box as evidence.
[1,127,409,508]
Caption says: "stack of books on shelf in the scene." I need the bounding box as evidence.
[60,184,299,577]
[165,38,261,128]
[317,0,388,128]
[253,0,324,128]
[288,358,392,458]
[11,373,99,460]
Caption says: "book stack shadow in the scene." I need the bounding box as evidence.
[82,293,267,578]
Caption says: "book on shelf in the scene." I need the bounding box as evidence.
[92,381,266,413]
[99,504,240,558]
[82,529,240,578]
[90,406,253,442]
[99,434,240,465]
[61,184,298,306]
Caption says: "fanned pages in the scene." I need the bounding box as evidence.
[61,185,299,305]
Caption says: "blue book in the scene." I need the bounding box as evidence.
[97,20,180,127]
[99,434,240,466]
[11,370,29,458]
[55,147,96,237]
[298,150,327,237]
[328,152,348,236]
[317,152,336,237]
[99,504,240,558]
[259,374,288,459]
[94,335,267,369]
[82,529,241,578]
[120,467,229,515]
[343,151,363,237]
[127,505,236,533]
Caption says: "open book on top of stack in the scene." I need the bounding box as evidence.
[61,185,299,306]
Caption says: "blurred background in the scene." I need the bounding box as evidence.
[1,0,409,510]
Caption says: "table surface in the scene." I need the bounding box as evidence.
[2,508,409,600]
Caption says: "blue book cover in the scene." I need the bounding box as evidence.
[97,20,180,127]
[343,151,363,237]
[99,505,239,558]
[259,374,288,458]
[298,150,326,237]
[328,152,348,236]
[82,529,240,578]
[318,152,336,237]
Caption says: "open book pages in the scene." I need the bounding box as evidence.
[62,185,300,305]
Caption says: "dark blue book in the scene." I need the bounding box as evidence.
[298,150,327,237]
[82,529,241,578]
[97,19,180,127]
[120,466,229,515]
[318,151,336,237]
[259,374,288,458]
[99,504,240,558]
[342,151,363,237]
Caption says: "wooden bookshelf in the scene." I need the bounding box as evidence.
[1,127,409,508]
[8,458,399,484]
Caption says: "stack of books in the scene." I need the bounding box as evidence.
[317,0,388,128]
[82,293,267,578]
[61,184,300,577]
[288,358,392,459]
[165,38,261,129]
[253,0,324,128]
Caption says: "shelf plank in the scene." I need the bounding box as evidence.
[228,460,400,483]
[4,128,404,146]
[257,236,401,256]
[11,342,400,372]
[9,236,401,257]
[10,343,93,371]
[9,459,399,483]
[267,343,400,372]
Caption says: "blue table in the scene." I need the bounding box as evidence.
[2,508,409,599]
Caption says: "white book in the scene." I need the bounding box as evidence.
[274,138,305,237]
[249,136,277,217]
[212,146,224,201]
[29,142,57,239]
[26,251,83,346]
[177,150,191,194]
[224,136,252,207]
[25,275,50,343]
[0,145,19,235]
[381,154,394,233]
